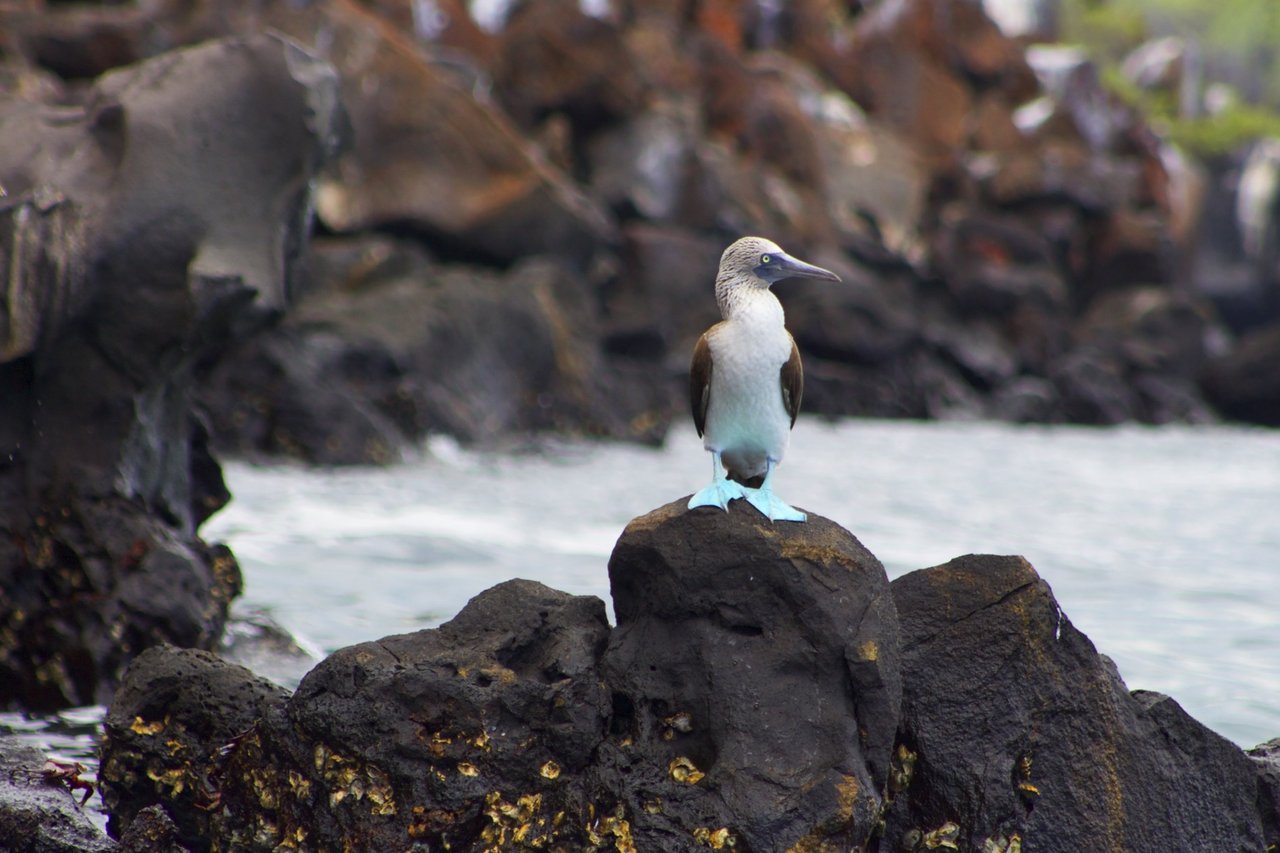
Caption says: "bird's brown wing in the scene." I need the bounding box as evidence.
[690,330,715,438]
[781,334,803,428]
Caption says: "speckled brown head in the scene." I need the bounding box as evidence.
[714,237,839,313]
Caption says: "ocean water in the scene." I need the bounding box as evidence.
[3,419,1276,807]
[200,418,1280,749]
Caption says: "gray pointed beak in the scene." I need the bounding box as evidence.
[776,252,840,282]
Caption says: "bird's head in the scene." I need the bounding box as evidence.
[718,236,841,288]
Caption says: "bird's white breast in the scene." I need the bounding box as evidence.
[702,293,794,479]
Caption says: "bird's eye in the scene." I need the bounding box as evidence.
[761,254,772,264]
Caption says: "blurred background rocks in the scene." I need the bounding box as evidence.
[5,0,1276,471]
[0,31,342,709]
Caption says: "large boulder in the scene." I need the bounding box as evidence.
[1202,321,1280,426]
[98,647,290,849]
[492,0,646,133]
[603,499,903,851]
[882,554,1275,851]
[0,32,342,709]
[263,0,616,264]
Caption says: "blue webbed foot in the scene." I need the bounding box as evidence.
[745,487,807,522]
[688,478,748,511]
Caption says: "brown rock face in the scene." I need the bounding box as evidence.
[264,0,615,264]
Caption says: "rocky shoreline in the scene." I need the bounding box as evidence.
[2,0,1279,850]
[2,501,1274,851]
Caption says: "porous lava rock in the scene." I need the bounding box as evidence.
[216,579,612,851]
[98,646,290,850]
[881,554,1275,852]
[99,505,904,851]
[96,509,1279,851]
[603,498,903,851]
[0,32,342,709]
[115,805,192,853]
[1252,738,1280,843]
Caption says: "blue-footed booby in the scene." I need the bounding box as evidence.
[688,236,839,522]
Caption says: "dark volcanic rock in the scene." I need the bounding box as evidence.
[1202,322,1280,426]
[216,579,613,851]
[98,646,290,849]
[0,739,115,853]
[882,554,1273,852]
[0,32,341,709]
[99,505,903,851]
[1252,738,1280,842]
[603,499,902,851]
[96,507,1277,852]
[197,237,673,461]
[1,0,1248,469]
[1050,287,1222,425]
[116,804,191,853]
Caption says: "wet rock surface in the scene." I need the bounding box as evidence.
[0,739,115,853]
[97,504,902,851]
[98,646,290,849]
[882,554,1276,852]
[0,32,341,709]
[92,505,1278,852]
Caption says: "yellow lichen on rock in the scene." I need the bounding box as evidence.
[586,807,635,853]
[429,732,453,757]
[692,826,735,848]
[835,773,860,819]
[312,744,396,816]
[981,833,1022,853]
[890,744,917,795]
[668,756,705,785]
[130,716,167,736]
[286,770,311,799]
[482,791,547,848]
[921,821,960,850]
[146,765,189,795]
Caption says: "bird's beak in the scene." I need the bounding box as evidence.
[776,252,841,282]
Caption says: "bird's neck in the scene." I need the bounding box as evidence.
[716,279,784,326]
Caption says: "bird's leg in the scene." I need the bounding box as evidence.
[745,457,806,522]
[688,450,747,511]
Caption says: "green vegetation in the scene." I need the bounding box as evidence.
[1060,0,1280,155]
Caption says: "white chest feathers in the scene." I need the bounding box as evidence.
[702,292,796,478]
